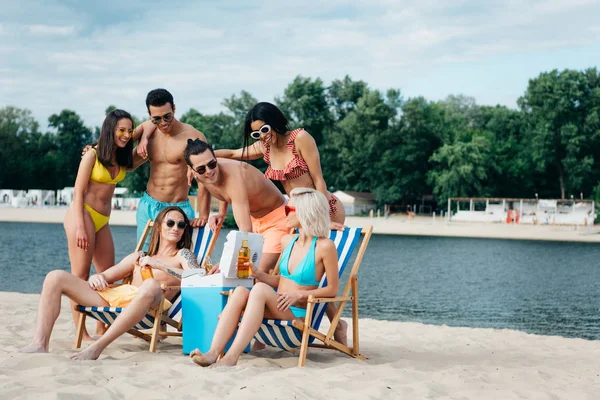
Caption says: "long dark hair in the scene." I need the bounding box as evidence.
[96,109,134,168]
[242,102,289,160]
[147,206,192,256]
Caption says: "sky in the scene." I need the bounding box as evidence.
[1,0,599,129]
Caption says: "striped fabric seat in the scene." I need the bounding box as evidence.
[74,222,219,352]
[77,291,182,331]
[254,227,362,351]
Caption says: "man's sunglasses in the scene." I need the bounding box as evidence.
[284,205,296,216]
[116,127,134,136]
[194,159,218,175]
[151,113,173,125]
[250,124,271,140]
[166,219,186,230]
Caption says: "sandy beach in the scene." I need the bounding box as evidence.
[0,292,598,399]
[1,206,599,242]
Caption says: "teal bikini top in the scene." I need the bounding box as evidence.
[279,236,320,287]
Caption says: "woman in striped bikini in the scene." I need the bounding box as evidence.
[215,102,348,346]
[214,102,345,231]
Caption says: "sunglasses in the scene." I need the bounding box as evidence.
[116,127,134,136]
[194,159,218,175]
[150,113,173,125]
[166,219,186,230]
[284,205,296,216]
[250,124,271,140]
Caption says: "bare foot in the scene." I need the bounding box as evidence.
[251,340,265,351]
[82,334,96,342]
[209,355,238,368]
[190,349,218,367]
[96,322,108,336]
[19,343,47,353]
[69,344,102,361]
[334,319,348,346]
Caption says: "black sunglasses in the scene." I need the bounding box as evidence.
[166,219,186,230]
[195,159,218,175]
[151,113,173,125]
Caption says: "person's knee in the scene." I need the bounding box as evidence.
[232,286,250,300]
[250,282,272,297]
[44,270,70,288]
[138,279,162,300]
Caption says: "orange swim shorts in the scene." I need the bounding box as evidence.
[250,202,289,254]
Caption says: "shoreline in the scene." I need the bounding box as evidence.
[1,206,599,242]
[1,291,598,399]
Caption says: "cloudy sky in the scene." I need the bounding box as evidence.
[1,0,599,129]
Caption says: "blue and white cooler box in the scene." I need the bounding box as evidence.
[181,271,254,354]
[181,230,263,354]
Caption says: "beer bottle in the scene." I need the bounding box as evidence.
[237,239,251,278]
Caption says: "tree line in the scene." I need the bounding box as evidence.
[1,68,599,209]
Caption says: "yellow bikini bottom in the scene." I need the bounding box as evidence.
[96,284,172,311]
[83,203,110,233]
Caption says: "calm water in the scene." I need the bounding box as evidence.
[1,222,599,340]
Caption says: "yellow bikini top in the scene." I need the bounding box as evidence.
[89,148,126,185]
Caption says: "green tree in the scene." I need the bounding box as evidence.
[48,110,93,188]
[427,133,496,203]
[0,106,44,189]
[518,69,599,199]
[276,76,333,146]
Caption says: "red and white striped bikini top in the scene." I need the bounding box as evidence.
[264,128,309,181]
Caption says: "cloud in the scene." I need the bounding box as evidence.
[27,24,76,36]
[0,0,599,128]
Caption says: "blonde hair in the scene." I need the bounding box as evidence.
[290,187,329,238]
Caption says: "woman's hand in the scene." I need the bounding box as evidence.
[76,226,88,251]
[81,144,92,157]
[276,292,304,312]
[207,262,220,275]
[138,256,159,269]
[88,274,108,291]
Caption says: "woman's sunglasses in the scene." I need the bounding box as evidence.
[250,124,271,140]
[116,127,134,136]
[194,159,218,175]
[284,205,296,216]
[151,113,173,125]
[166,219,186,230]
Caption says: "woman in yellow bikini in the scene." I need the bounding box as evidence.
[63,109,139,340]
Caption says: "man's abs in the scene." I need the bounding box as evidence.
[146,162,189,203]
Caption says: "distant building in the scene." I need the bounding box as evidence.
[0,190,26,205]
[333,190,376,216]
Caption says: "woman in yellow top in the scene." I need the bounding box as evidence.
[63,109,141,340]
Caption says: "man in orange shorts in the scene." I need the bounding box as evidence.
[184,139,288,273]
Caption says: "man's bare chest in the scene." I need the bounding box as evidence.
[148,134,187,165]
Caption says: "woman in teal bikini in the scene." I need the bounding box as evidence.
[63,109,142,340]
[190,187,340,367]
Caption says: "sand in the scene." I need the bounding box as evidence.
[1,206,599,242]
[1,292,598,399]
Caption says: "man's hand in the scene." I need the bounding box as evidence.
[208,214,226,231]
[330,222,345,231]
[190,216,208,228]
[88,274,109,291]
[136,136,149,159]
